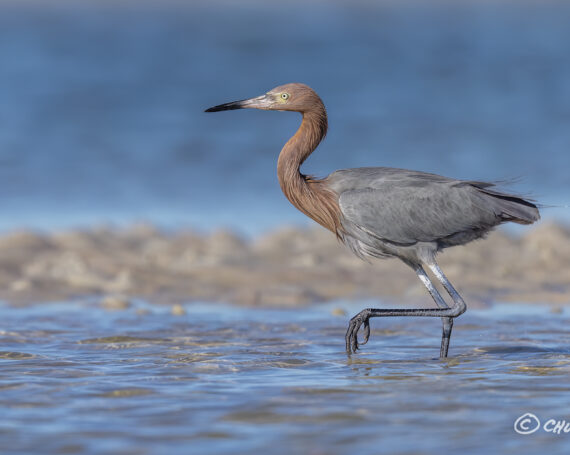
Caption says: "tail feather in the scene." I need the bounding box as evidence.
[475,186,540,225]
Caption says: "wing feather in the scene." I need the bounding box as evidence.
[335,173,502,244]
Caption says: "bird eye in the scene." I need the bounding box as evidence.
[281,93,290,100]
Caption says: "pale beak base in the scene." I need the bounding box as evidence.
[205,94,271,112]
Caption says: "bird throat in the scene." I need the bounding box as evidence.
[276,110,343,236]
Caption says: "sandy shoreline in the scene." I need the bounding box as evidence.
[0,222,568,307]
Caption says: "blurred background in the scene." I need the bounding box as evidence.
[2,4,570,454]
[1,0,569,236]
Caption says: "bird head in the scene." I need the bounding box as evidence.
[205,83,324,114]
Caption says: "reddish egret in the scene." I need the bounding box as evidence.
[206,83,540,358]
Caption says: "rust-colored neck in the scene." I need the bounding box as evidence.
[277,108,342,235]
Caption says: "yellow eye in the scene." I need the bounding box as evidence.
[281,93,290,100]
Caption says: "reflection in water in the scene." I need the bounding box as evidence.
[0,301,568,454]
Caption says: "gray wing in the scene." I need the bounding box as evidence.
[328,168,538,245]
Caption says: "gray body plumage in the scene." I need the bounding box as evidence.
[325,167,540,264]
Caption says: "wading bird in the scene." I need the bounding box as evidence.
[206,83,539,358]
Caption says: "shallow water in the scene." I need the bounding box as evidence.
[1,300,569,454]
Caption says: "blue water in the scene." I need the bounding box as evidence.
[1,300,569,455]
[1,0,569,235]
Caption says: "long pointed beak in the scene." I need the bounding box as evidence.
[205,94,271,112]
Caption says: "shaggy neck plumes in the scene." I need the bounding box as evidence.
[276,108,342,235]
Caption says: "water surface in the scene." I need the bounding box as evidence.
[1,300,569,454]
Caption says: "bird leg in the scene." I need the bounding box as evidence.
[427,261,468,357]
[345,263,466,357]
[426,262,467,316]
[416,266,454,358]
[440,318,454,358]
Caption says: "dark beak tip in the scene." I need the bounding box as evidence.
[204,105,230,113]
[205,104,226,113]
[204,99,249,113]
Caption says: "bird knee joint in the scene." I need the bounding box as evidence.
[451,301,467,317]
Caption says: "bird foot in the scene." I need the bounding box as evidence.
[345,309,372,354]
